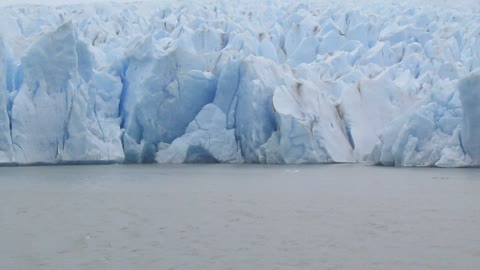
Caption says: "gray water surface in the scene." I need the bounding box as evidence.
[1,164,479,270]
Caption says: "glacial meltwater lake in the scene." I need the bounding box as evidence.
[1,164,479,270]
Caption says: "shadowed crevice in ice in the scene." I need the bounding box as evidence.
[184,145,219,163]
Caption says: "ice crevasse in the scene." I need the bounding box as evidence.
[0,0,479,166]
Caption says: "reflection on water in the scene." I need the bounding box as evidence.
[1,164,479,270]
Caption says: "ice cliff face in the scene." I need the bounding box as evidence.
[0,37,14,163]
[459,75,480,164]
[367,74,480,167]
[0,0,479,166]
[9,22,124,164]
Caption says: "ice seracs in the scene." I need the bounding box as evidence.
[269,80,354,163]
[120,38,218,163]
[0,1,479,166]
[367,75,480,167]
[367,80,463,167]
[10,22,124,164]
[156,103,242,163]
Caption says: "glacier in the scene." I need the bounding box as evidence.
[0,0,479,166]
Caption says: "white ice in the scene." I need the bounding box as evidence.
[0,0,479,166]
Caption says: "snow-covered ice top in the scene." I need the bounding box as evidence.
[0,0,479,166]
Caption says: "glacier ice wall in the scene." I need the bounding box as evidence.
[459,74,480,164]
[0,1,479,166]
[9,22,124,163]
[367,74,480,167]
[0,37,14,163]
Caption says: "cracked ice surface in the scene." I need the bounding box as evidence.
[0,0,479,166]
